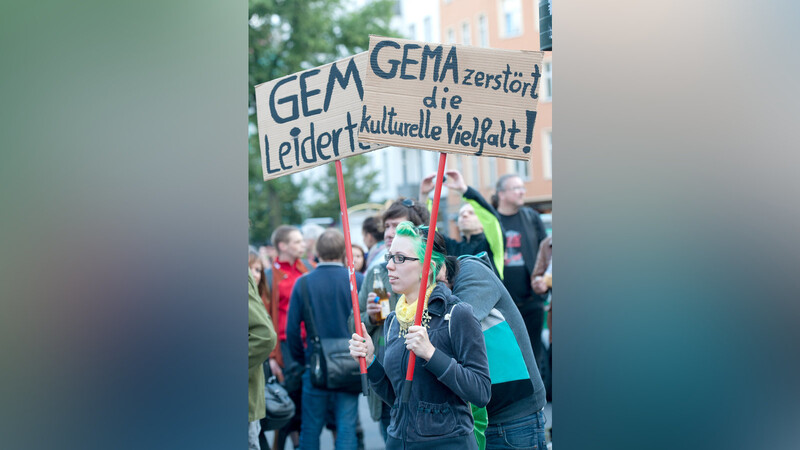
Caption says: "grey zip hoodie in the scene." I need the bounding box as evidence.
[453,254,547,424]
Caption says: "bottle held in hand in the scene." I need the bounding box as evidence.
[372,268,390,325]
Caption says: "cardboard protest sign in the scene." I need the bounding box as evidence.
[255,52,385,181]
[359,36,544,161]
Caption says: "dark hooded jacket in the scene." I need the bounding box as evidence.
[367,283,491,448]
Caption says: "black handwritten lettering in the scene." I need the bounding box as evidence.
[423,86,438,108]
[419,45,443,82]
[278,141,292,170]
[317,131,332,160]
[431,125,442,140]
[476,117,492,156]
[501,64,513,93]
[344,111,358,152]
[400,44,421,80]
[269,75,299,124]
[492,75,502,90]
[462,69,474,86]
[330,126,343,157]
[289,127,302,167]
[359,105,371,133]
[299,69,322,117]
[325,59,364,111]
[507,119,521,149]
[264,135,280,174]
[474,71,485,87]
[446,112,462,144]
[440,46,459,84]
[530,64,540,99]
[370,40,402,79]
[298,123,317,163]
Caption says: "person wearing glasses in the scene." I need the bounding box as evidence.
[354,198,429,442]
[490,174,549,370]
[419,169,505,279]
[349,223,490,450]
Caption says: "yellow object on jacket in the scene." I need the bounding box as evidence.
[394,283,436,332]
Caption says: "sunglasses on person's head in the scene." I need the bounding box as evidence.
[401,198,416,208]
[385,252,420,264]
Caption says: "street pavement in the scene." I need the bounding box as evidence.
[264,397,553,449]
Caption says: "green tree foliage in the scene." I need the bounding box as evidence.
[307,154,380,220]
[248,0,397,244]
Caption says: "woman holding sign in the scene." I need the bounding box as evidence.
[349,222,490,449]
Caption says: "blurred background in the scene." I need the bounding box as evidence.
[248,0,552,249]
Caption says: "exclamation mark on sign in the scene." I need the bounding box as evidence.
[522,110,537,154]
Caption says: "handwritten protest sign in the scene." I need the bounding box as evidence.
[358,36,544,161]
[255,52,384,181]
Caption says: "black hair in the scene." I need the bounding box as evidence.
[418,225,460,287]
[382,197,430,227]
[361,215,384,242]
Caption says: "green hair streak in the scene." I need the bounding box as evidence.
[395,221,444,284]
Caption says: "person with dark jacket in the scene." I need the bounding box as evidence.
[286,229,365,449]
[419,170,506,279]
[349,222,491,449]
[355,198,430,442]
[491,174,549,366]
[447,253,547,450]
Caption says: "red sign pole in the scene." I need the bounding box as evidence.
[400,152,447,403]
[335,160,369,397]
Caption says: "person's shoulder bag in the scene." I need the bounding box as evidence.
[261,375,295,431]
[300,278,361,393]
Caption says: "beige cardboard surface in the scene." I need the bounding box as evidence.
[359,36,543,161]
[255,52,385,181]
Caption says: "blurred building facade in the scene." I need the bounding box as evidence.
[440,0,552,236]
[326,0,552,239]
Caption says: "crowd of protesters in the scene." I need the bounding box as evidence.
[247,170,553,450]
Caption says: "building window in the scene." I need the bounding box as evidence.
[543,60,552,100]
[424,16,432,42]
[471,155,480,186]
[500,0,522,38]
[408,23,416,40]
[542,129,552,180]
[401,149,408,184]
[488,157,497,187]
[462,21,471,45]
[478,14,489,47]
[446,27,456,44]
[515,160,531,181]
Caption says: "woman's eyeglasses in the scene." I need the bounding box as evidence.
[385,252,420,264]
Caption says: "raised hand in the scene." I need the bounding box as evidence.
[444,169,468,194]
[419,173,437,200]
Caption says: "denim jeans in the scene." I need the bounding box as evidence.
[299,372,359,450]
[378,403,391,442]
[484,410,547,450]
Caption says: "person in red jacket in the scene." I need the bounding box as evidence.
[261,225,312,450]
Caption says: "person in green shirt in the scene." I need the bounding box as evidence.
[249,271,277,449]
